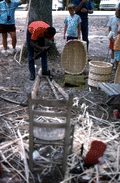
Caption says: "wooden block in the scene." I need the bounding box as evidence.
[64,74,87,86]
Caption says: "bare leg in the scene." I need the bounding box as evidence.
[111,50,114,59]
[9,31,17,49]
[115,61,119,69]
[2,33,7,50]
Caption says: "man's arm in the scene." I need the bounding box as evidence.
[20,0,27,5]
[30,40,50,52]
[88,9,93,14]
[78,23,81,39]
[64,24,67,39]
[109,27,111,32]
[75,0,89,13]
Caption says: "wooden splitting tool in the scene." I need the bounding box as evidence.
[29,46,50,61]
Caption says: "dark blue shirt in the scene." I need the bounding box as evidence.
[73,0,94,19]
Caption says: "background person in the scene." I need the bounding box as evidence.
[0,0,27,57]
[27,21,56,80]
[107,7,120,67]
[114,21,120,69]
[73,0,94,51]
[64,3,81,41]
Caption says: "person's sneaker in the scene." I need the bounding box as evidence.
[3,50,8,57]
[30,74,35,81]
[111,63,116,70]
[12,48,20,55]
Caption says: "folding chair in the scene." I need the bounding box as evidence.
[28,93,74,175]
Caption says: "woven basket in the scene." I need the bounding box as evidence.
[61,40,88,75]
[89,61,112,75]
[88,61,112,87]
[88,78,109,87]
[89,72,111,81]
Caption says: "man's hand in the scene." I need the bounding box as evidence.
[110,36,115,43]
[41,46,50,52]
[82,0,89,4]
[20,0,27,4]
[81,8,88,13]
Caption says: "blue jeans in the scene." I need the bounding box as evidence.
[81,18,89,51]
[27,30,47,77]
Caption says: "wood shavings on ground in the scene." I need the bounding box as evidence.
[62,103,120,183]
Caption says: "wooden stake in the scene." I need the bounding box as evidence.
[32,68,42,99]
[46,77,59,99]
[52,80,68,100]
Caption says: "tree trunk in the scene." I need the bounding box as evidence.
[28,0,52,26]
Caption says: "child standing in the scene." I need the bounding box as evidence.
[114,21,120,69]
[107,7,120,66]
[64,4,81,41]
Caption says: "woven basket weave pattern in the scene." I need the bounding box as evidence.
[88,61,112,87]
[88,78,109,87]
[89,72,111,81]
[61,40,88,75]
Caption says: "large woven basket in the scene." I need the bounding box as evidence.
[88,61,112,87]
[61,40,88,75]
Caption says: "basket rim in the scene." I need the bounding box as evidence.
[89,61,112,68]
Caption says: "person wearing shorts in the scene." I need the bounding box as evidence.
[107,7,120,66]
[0,0,27,57]
[114,22,120,69]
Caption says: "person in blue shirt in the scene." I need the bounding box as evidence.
[64,4,81,41]
[73,0,94,50]
[0,0,27,57]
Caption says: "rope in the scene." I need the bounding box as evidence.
[14,0,32,64]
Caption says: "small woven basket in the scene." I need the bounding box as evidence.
[61,40,88,75]
[88,61,112,87]
[89,61,112,75]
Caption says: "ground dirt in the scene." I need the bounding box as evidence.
[0,13,120,183]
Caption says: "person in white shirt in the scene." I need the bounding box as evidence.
[107,7,120,66]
